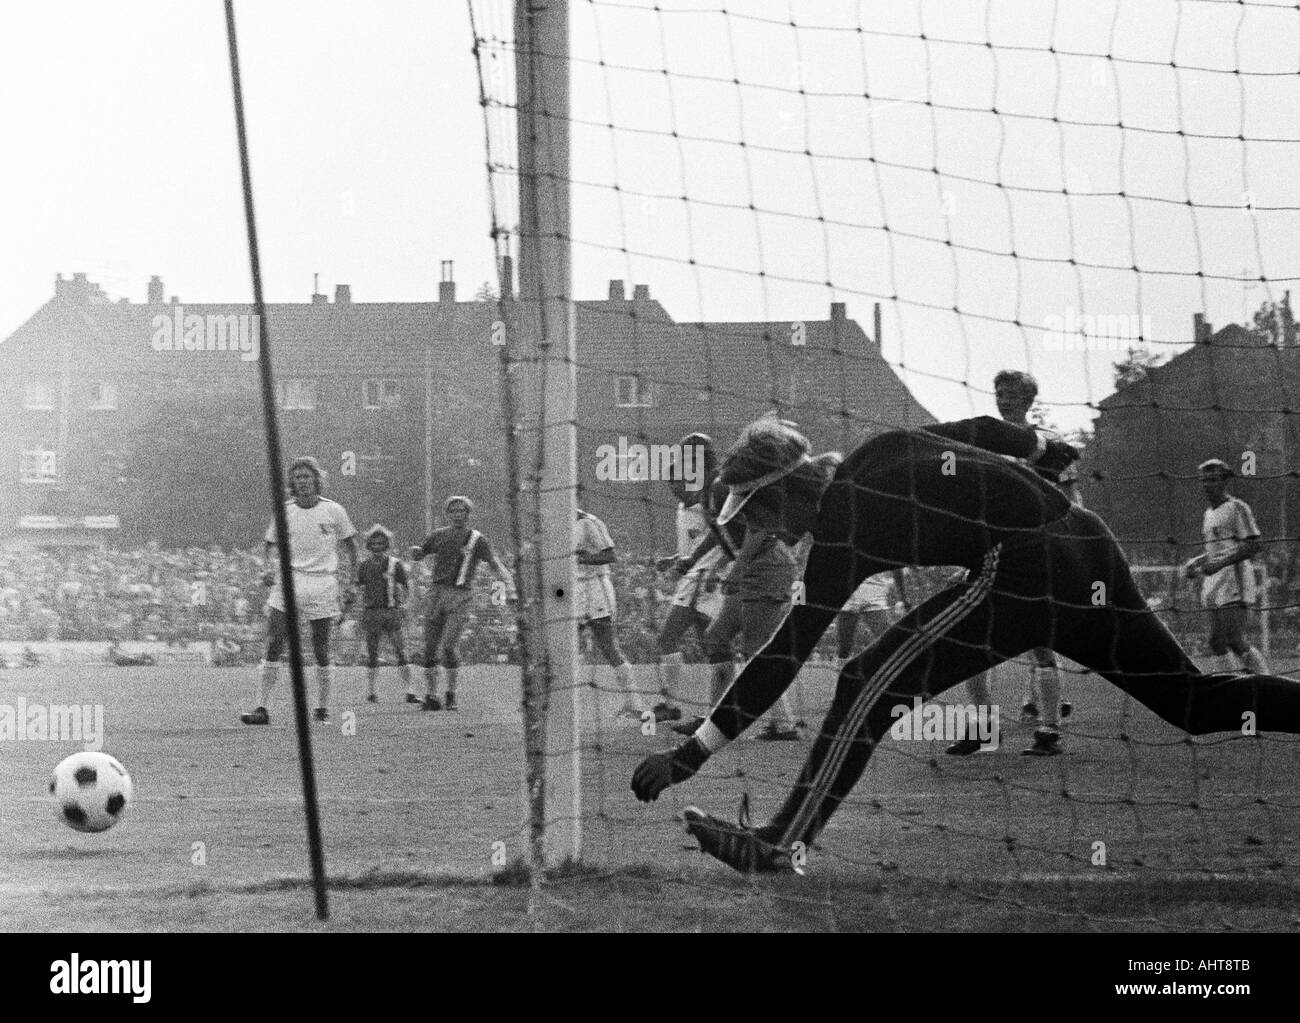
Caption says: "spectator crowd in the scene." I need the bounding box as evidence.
[0,545,1293,667]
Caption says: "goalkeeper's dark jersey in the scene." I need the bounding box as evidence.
[816,416,1072,575]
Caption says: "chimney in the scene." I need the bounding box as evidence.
[439,259,456,303]
[147,276,164,304]
[1193,313,1211,344]
[830,301,846,323]
[608,279,625,301]
[633,284,650,301]
[874,302,882,347]
[501,255,514,299]
[55,272,105,303]
[334,284,351,304]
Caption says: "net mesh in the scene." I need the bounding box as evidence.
[471,0,1300,928]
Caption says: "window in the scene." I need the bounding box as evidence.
[363,379,400,409]
[23,381,53,410]
[614,375,653,408]
[89,382,118,410]
[277,379,317,410]
[21,450,57,483]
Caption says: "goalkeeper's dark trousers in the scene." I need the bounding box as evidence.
[768,506,1300,849]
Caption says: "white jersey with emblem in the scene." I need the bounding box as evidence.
[575,512,615,582]
[265,499,357,574]
[1201,497,1261,607]
[575,511,617,621]
[671,501,730,620]
[676,501,710,558]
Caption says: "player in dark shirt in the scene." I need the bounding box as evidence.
[409,496,515,711]
[355,525,411,703]
[632,415,1300,873]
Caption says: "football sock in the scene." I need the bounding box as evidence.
[1033,664,1061,728]
[367,666,378,696]
[316,664,331,709]
[426,665,441,698]
[658,652,684,703]
[445,667,458,698]
[966,671,991,711]
[766,692,795,730]
[1241,647,1270,674]
[258,661,278,708]
[399,663,413,693]
[710,660,734,708]
[615,661,642,711]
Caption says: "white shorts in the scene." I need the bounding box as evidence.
[671,548,728,622]
[1202,563,1258,608]
[268,572,340,622]
[843,575,891,614]
[576,575,616,623]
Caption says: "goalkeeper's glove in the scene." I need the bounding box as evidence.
[631,737,710,802]
[1035,438,1080,480]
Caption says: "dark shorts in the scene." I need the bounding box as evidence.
[362,608,405,639]
[1208,603,1249,651]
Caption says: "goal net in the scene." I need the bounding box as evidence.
[471,0,1300,927]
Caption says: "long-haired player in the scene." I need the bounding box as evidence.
[652,433,732,723]
[241,456,358,726]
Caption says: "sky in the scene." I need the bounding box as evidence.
[2,0,1297,432]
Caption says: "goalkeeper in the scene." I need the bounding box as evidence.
[631,415,1300,873]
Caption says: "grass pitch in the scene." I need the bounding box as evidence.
[2,657,1298,931]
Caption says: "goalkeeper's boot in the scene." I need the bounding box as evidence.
[443,692,457,712]
[366,692,379,704]
[1020,701,1040,724]
[240,706,270,726]
[671,715,706,737]
[1022,727,1063,757]
[421,695,443,712]
[944,737,985,756]
[682,800,792,875]
[404,693,422,705]
[313,707,330,724]
[1059,700,1073,721]
[652,701,683,723]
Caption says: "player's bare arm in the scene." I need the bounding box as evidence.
[1202,535,1262,575]
[582,543,616,569]
[262,540,278,586]
[341,534,360,603]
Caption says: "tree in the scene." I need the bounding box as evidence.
[1250,293,1296,347]
[1112,345,1161,390]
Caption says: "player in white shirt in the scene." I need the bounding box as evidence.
[576,508,644,721]
[241,457,359,726]
[654,434,728,723]
[1184,459,1268,674]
